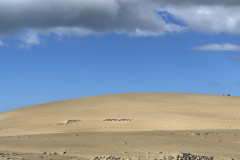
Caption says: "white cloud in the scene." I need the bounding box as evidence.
[0,40,4,46]
[18,32,41,48]
[160,5,240,34]
[193,43,240,52]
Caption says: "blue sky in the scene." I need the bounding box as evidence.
[0,0,240,112]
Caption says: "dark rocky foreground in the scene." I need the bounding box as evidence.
[93,153,215,160]
[0,152,214,160]
[0,151,238,160]
[0,151,87,160]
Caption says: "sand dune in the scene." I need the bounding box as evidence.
[0,93,240,136]
[0,93,240,160]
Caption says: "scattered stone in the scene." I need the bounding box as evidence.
[93,153,214,160]
[0,153,5,156]
[187,132,218,137]
[12,152,18,156]
[74,133,79,136]
[190,132,200,136]
[179,153,214,160]
[57,119,81,125]
[204,132,209,135]
[93,155,130,160]
[103,119,133,122]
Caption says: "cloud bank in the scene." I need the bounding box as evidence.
[1,0,240,46]
[0,0,185,37]
[194,44,240,52]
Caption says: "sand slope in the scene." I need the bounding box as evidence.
[0,93,240,136]
[1,93,240,160]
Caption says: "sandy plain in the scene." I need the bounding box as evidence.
[0,93,240,160]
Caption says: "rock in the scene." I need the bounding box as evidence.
[57,120,81,125]
[74,133,79,136]
[190,132,200,136]
[178,153,214,160]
